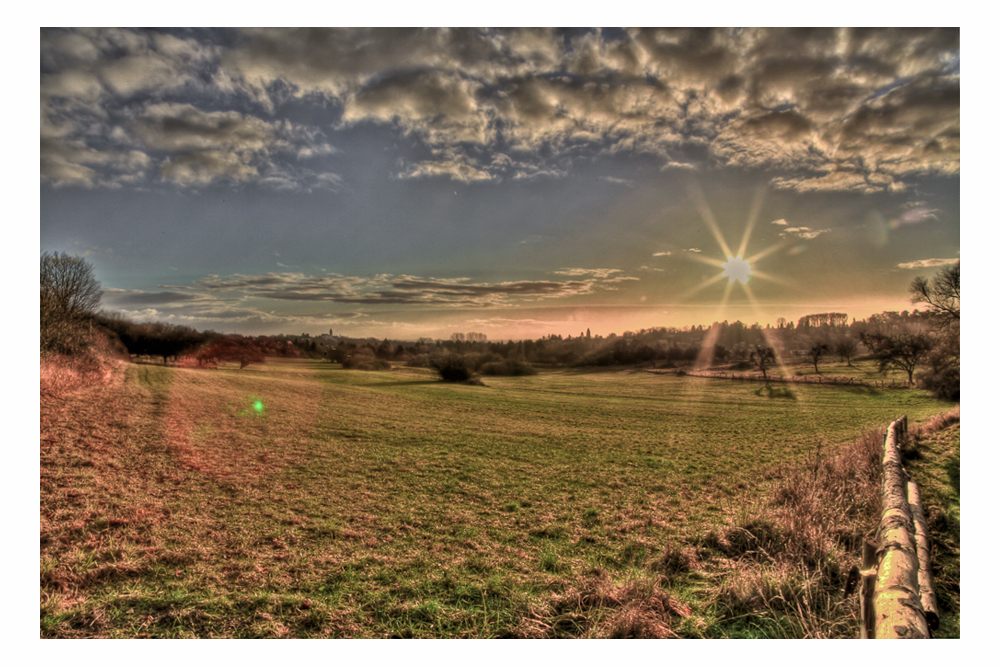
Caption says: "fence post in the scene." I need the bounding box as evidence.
[860,540,878,639]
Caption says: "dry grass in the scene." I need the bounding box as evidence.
[40,334,124,399]
[511,569,692,638]
[695,411,959,638]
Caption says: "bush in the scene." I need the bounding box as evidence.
[406,353,430,367]
[918,365,960,401]
[343,347,391,371]
[430,353,474,382]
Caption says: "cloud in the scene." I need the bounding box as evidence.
[103,288,211,307]
[897,257,959,270]
[652,251,671,256]
[893,206,939,227]
[155,269,633,309]
[686,248,702,253]
[400,159,493,182]
[41,28,959,192]
[770,218,787,226]
[132,103,275,153]
[779,226,830,240]
[40,137,153,187]
[160,151,258,185]
[553,268,622,279]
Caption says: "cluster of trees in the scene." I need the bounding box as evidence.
[96,314,207,363]
[869,264,959,399]
[736,265,959,399]
[450,332,488,342]
[195,335,300,369]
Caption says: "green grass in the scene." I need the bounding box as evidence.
[904,418,960,638]
[40,357,955,638]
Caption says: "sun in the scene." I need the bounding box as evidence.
[721,255,753,284]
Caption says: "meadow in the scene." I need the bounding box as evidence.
[40,357,956,638]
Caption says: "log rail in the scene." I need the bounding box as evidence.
[859,416,940,639]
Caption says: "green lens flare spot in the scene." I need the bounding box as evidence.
[254,400,264,413]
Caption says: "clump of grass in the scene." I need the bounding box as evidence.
[652,542,699,579]
[529,524,567,540]
[513,569,691,638]
[710,560,856,639]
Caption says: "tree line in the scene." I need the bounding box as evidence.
[40,251,958,399]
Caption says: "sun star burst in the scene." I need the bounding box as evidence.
[721,255,753,284]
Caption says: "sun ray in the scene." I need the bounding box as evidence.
[688,184,734,258]
[688,253,732,269]
[737,280,799,396]
[695,280,735,368]
[745,241,790,265]
[744,269,800,290]
[679,271,729,300]
[736,185,767,259]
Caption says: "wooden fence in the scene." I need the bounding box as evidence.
[859,416,940,639]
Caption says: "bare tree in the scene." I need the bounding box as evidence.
[833,336,859,366]
[808,342,828,373]
[749,345,777,383]
[41,252,102,319]
[910,263,959,330]
[858,330,933,386]
[40,252,103,355]
[909,263,959,398]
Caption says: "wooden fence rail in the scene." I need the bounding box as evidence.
[859,416,940,639]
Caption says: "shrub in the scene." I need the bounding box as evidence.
[918,364,960,401]
[406,353,430,367]
[343,347,390,371]
[430,353,473,382]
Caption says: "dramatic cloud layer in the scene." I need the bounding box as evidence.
[42,28,959,191]
[41,28,961,340]
[124,269,638,321]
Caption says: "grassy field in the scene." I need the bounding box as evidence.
[40,357,956,638]
[903,418,961,638]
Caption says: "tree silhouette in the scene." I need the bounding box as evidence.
[198,336,267,369]
[909,263,959,399]
[859,330,932,385]
[833,336,859,366]
[808,342,828,374]
[749,345,777,383]
[910,263,959,330]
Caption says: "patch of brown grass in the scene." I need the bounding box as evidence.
[40,340,123,399]
[910,406,960,439]
[159,362,325,480]
[511,569,690,638]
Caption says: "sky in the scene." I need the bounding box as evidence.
[39,27,961,341]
